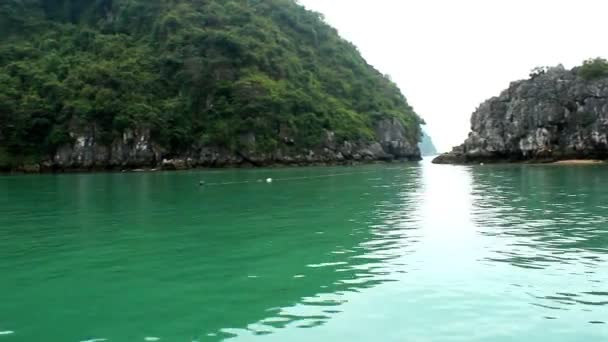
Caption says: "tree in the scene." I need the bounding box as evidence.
[579,58,608,80]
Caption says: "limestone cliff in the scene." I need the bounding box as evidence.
[36,118,420,172]
[434,65,608,164]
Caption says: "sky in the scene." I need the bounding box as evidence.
[298,0,608,152]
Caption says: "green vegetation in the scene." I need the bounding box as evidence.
[0,0,421,163]
[578,58,608,80]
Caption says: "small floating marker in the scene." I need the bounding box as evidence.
[145,337,161,342]
[480,163,485,166]
[266,178,273,183]
[199,180,205,186]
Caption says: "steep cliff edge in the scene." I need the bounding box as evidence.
[0,0,422,172]
[434,62,608,164]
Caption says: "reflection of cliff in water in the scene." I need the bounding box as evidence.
[0,166,424,341]
[469,165,608,313]
[218,165,424,339]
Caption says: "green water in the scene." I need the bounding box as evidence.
[1,159,607,341]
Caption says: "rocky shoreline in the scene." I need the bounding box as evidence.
[433,65,608,165]
[4,157,421,174]
[2,118,422,173]
[432,154,606,165]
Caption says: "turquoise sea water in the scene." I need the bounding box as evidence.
[0,159,607,341]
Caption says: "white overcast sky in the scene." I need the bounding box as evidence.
[299,0,608,152]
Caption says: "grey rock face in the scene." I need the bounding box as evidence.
[53,124,109,168]
[39,117,421,172]
[110,128,162,167]
[374,118,420,159]
[50,124,162,170]
[434,66,608,164]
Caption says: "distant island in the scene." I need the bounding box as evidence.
[0,0,423,172]
[419,130,438,156]
[434,59,608,164]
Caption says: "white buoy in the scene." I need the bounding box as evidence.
[266,178,273,183]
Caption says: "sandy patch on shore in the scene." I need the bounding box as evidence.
[552,160,605,165]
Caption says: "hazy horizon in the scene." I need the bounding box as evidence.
[300,0,608,152]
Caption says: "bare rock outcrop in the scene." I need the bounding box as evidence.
[39,117,420,172]
[434,66,608,164]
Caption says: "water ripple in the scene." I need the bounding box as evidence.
[2,163,608,340]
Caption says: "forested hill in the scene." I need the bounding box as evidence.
[0,0,423,171]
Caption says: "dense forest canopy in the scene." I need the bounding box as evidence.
[0,0,422,167]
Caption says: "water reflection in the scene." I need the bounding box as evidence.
[224,166,424,339]
[0,166,425,341]
[2,163,608,341]
[470,164,608,319]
